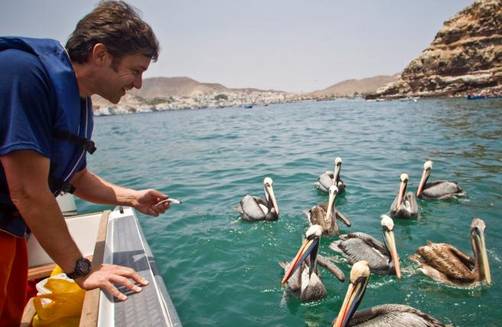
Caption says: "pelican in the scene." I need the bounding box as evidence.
[237,177,279,221]
[410,217,491,288]
[332,261,446,327]
[306,185,351,235]
[280,225,345,302]
[329,215,401,278]
[390,173,418,219]
[315,157,346,193]
[416,160,464,199]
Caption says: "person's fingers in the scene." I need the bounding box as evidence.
[103,281,127,301]
[111,265,149,286]
[149,189,168,200]
[110,275,142,293]
[125,271,150,286]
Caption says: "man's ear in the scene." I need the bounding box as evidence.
[89,43,111,67]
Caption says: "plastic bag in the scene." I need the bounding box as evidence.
[31,266,85,327]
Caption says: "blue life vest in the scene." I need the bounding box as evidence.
[0,37,95,238]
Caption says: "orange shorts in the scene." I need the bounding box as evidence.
[0,231,27,327]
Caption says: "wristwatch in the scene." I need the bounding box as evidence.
[67,257,92,280]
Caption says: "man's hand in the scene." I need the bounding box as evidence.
[133,189,170,216]
[75,264,149,301]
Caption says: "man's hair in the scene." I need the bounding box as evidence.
[66,0,159,64]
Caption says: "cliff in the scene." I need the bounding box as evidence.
[371,0,501,98]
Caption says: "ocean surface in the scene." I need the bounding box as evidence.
[78,98,502,327]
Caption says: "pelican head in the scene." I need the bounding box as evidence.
[380,215,401,278]
[333,261,370,327]
[263,177,279,216]
[470,218,491,285]
[306,224,323,239]
[417,160,433,197]
[335,157,343,166]
[329,184,339,196]
[281,225,322,285]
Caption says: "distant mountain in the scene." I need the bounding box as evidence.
[371,0,501,98]
[129,76,228,98]
[91,76,291,110]
[309,74,400,98]
[92,76,289,106]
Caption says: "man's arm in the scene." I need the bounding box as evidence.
[1,150,147,300]
[2,151,82,273]
[71,168,170,216]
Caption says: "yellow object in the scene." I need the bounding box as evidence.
[31,267,85,327]
[50,265,64,277]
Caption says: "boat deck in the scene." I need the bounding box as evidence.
[24,206,182,326]
[99,207,181,327]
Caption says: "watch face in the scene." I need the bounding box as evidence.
[76,258,92,275]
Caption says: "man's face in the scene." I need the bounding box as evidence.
[98,53,151,104]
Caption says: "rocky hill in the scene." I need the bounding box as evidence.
[370,0,501,98]
[309,74,399,98]
[91,76,296,115]
[130,76,227,98]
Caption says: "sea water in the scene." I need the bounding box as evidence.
[79,98,502,326]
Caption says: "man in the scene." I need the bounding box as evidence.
[0,1,169,325]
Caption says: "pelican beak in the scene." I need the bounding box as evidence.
[333,163,341,184]
[416,167,430,197]
[395,180,406,210]
[325,186,337,222]
[281,237,319,285]
[384,229,401,279]
[471,222,491,285]
[333,264,369,327]
[266,184,280,216]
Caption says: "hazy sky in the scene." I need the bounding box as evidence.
[1,0,473,92]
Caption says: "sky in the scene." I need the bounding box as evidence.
[1,0,474,92]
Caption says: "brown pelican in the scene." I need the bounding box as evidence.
[329,215,401,278]
[315,157,346,193]
[280,225,345,302]
[390,173,418,219]
[332,261,446,327]
[237,177,279,221]
[416,160,465,200]
[410,217,491,288]
[306,185,351,235]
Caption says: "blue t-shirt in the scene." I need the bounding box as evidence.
[0,46,90,237]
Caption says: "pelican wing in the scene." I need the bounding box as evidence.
[239,195,268,220]
[349,304,446,327]
[330,233,390,273]
[316,255,345,281]
[315,171,334,192]
[300,269,327,302]
[335,209,352,227]
[279,261,301,292]
[412,242,477,285]
[391,192,418,219]
[422,180,464,199]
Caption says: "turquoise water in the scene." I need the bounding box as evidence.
[79,99,502,326]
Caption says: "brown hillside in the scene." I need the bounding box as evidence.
[310,74,399,97]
